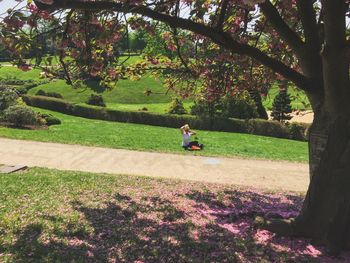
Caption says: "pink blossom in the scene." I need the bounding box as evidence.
[254,229,274,243]
[107,69,117,79]
[303,245,322,258]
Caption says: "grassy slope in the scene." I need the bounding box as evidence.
[0,108,308,162]
[0,167,327,262]
[0,65,311,114]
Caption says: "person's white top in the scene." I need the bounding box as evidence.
[182,133,191,147]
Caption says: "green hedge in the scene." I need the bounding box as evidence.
[22,95,309,141]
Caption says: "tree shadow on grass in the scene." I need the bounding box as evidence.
[4,190,348,262]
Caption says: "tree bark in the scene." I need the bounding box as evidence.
[262,111,350,254]
[287,1,350,253]
[295,112,350,254]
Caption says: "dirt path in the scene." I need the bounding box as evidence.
[0,138,309,192]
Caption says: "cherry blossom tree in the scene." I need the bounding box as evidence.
[1,0,350,253]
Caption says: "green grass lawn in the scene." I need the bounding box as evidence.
[0,108,308,162]
[0,167,333,262]
[0,67,42,80]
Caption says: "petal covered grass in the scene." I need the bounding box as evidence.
[0,168,348,262]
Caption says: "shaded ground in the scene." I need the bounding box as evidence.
[1,168,349,262]
[0,138,309,192]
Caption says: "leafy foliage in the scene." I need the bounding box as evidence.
[190,99,220,118]
[0,77,49,95]
[3,105,39,127]
[191,91,259,120]
[0,87,18,111]
[222,91,259,119]
[39,113,61,126]
[167,97,187,115]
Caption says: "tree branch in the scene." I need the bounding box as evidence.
[321,0,347,48]
[296,0,320,49]
[34,0,313,91]
[216,0,229,30]
[259,1,304,53]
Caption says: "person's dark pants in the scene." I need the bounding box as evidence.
[183,141,203,150]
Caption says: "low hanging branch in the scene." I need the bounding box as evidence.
[34,0,314,92]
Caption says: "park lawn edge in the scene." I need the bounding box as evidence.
[0,106,308,163]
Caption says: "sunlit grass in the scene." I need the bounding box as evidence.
[0,108,308,162]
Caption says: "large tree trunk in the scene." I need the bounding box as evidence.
[294,110,350,254]
[262,109,350,254]
[263,1,350,254]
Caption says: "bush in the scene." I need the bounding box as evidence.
[247,119,290,139]
[190,99,219,117]
[222,91,259,119]
[39,113,61,126]
[191,92,259,120]
[0,87,18,111]
[35,89,46,96]
[35,89,63,99]
[15,86,29,95]
[3,105,39,127]
[287,122,309,141]
[23,95,306,141]
[22,96,74,114]
[0,78,48,95]
[87,94,106,107]
[168,97,187,115]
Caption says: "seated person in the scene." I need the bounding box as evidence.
[180,124,203,150]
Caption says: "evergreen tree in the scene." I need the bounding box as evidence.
[271,88,292,123]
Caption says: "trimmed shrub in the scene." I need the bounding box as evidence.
[3,105,39,127]
[0,87,18,111]
[222,91,259,119]
[35,89,63,99]
[39,113,61,126]
[287,122,309,141]
[168,97,187,115]
[35,89,46,96]
[23,95,306,141]
[246,119,290,139]
[22,96,73,114]
[87,94,106,107]
[46,92,63,99]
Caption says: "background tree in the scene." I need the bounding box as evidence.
[271,87,292,123]
[2,0,350,253]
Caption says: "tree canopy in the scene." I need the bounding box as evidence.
[2,0,350,254]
